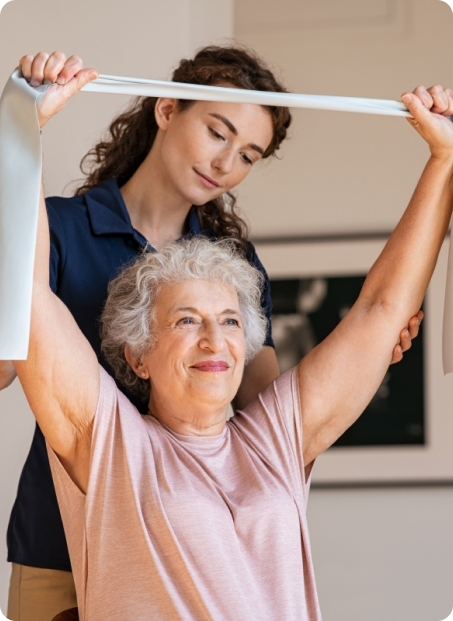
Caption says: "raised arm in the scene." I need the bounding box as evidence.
[300,85,453,466]
[13,180,99,491]
[12,55,99,492]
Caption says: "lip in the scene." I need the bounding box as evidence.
[194,169,219,189]
[190,360,229,372]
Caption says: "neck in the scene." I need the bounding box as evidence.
[120,141,192,249]
[148,393,228,437]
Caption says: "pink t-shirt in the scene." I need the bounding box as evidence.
[47,366,322,621]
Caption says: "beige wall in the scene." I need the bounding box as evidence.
[234,0,453,619]
[0,0,232,613]
[234,0,453,237]
[1,0,453,619]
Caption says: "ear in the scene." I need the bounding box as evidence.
[124,346,149,380]
[154,97,179,131]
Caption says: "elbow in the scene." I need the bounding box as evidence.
[358,293,400,316]
[358,275,416,318]
[355,291,418,338]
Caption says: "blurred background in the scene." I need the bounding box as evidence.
[1,0,453,619]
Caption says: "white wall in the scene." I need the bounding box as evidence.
[0,0,232,613]
[308,486,453,621]
[234,0,453,619]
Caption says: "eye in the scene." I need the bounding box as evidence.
[241,153,253,165]
[225,318,239,326]
[209,127,225,141]
[177,317,196,325]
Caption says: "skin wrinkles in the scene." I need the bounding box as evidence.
[126,279,245,437]
[11,52,283,417]
[0,51,421,408]
[7,50,431,496]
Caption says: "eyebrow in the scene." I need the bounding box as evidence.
[208,113,265,156]
[174,307,241,316]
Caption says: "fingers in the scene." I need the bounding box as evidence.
[17,52,87,87]
[400,311,423,352]
[18,54,34,80]
[43,51,68,84]
[390,344,403,365]
[426,84,453,116]
[55,55,84,85]
[29,52,50,87]
[63,67,99,98]
[399,328,412,353]
[390,310,424,365]
[19,51,98,128]
[412,85,433,110]
[408,310,424,339]
[405,85,453,117]
[401,91,435,126]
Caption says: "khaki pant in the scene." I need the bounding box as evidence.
[7,563,77,621]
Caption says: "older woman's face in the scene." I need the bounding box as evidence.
[142,279,246,414]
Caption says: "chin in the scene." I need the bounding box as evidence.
[181,182,223,206]
[191,381,232,404]
[187,191,218,207]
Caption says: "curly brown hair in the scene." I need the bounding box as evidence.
[75,46,292,247]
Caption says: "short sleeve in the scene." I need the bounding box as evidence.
[46,197,66,294]
[46,366,143,619]
[229,367,310,502]
[245,242,274,348]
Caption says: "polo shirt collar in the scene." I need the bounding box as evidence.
[85,177,203,242]
[185,205,202,237]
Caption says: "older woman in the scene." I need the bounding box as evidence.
[3,49,423,621]
[3,47,289,621]
[11,67,453,620]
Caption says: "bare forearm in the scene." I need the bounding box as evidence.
[362,155,453,320]
[13,178,99,460]
[299,85,453,463]
[300,157,453,462]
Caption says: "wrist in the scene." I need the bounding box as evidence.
[429,150,453,168]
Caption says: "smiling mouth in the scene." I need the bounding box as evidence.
[194,169,219,189]
[191,360,229,372]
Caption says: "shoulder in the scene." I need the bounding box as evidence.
[46,193,88,224]
[230,368,306,486]
[45,193,91,244]
[244,240,259,264]
[240,367,300,423]
[244,241,268,276]
[95,366,143,433]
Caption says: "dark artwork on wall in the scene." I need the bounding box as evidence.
[270,276,425,447]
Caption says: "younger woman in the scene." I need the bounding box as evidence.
[2,48,421,621]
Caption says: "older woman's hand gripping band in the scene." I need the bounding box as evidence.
[7,53,453,619]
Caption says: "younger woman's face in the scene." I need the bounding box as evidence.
[154,97,274,206]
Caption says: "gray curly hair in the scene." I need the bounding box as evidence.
[100,237,267,401]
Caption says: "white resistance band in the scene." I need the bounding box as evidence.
[1,70,452,371]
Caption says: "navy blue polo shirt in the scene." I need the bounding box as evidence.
[7,177,275,572]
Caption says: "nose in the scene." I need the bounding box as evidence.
[199,319,225,353]
[212,147,236,175]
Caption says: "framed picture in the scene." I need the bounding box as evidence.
[254,236,453,485]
